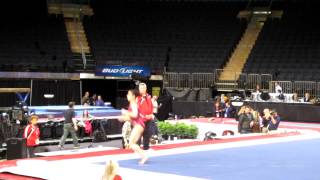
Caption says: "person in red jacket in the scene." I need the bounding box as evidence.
[23,115,40,158]
[137,83,154,150]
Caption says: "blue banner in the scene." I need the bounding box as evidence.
[95,65,151,77]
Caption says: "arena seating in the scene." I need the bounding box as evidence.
[0,1,73,72]
[84,2,246,74]
[243,1,320,81]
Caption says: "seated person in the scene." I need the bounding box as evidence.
[253,84,262,94]
[268,110,281,131]
[96,95,105,106]
[252,110,262,133]
[262,109,281,132]
[252,85,262,101]
[303,92,311,102]
[275,82,282,94]
[236,106,246,121]
[292,92,300,102]
[238,106,254,134]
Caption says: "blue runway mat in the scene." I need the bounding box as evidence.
[115,139,320,180]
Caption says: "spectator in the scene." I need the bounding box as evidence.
[79,102,94,138]
[151,96,159,115]
[262,108,280,132]
[238,106,254,134]
[268,110,281,131]
[275,82,282,94]
[101,160,122,180]
[303,92,311,102]
[213,100,225,118]
[252,110,262,133]
[151,95,160,136]
[223,101,235,118]
[82,91,90,105]
[96,95,105,106]
[292,92,299,102]
[262,108,271,133]
[252,84,262,101]
[90,94,97,106]
[236,105,246,121]
[254,84,262,93]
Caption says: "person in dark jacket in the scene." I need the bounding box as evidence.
[238,106,254,134]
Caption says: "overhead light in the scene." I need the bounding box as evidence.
[253,11,271,15]
[44,94,55,99]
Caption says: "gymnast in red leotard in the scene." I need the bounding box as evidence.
[119,89,147,164]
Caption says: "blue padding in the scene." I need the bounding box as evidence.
[109,139,320,180]
[28,105,121,118]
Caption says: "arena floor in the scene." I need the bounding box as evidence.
[0,118,320,180]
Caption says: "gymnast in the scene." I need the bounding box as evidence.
[119,89,148,164]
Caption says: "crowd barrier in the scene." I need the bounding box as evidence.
[164,71,320,98]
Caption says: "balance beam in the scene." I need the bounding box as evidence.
[0,88,31,93]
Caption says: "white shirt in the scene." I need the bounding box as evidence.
[151,99,158,114]
[275,84,282,94]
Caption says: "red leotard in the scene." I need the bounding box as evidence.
[128,104,145,128]
[114,175,122,180]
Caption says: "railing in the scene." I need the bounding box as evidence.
[164,72,191,89]
[268,81,318,98]
[214,69,239,90]
[74,16,87,69]
[214,69,272,91]
[269,81,293,94]
[164,71,320,98]
[261,74,272,90]
[192,73,214,89]
[164,72,214,89]
[293,81,317,97]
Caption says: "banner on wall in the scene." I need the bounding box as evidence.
[95,65,151,77]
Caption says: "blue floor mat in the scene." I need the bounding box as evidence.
[116,139,320,180]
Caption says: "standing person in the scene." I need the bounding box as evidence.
[23,115,40,158]
[90,94,97,106]
[58,102,80,149]
[82,91,90,105]
[151,96,159,115]
[119,89,147,164]
[151,95,160,133]
[137,83,154,150]
[213,100,224,118]
[223,101,235,118]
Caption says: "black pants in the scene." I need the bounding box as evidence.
[138,120,158,150]
[142,120,153,150]
[27,146,35,158]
